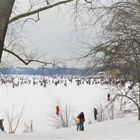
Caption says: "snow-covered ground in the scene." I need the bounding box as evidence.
[0,75,139,139]
[0,116,140,140]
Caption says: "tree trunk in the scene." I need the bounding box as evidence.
[138,109,140,120]
[138,84,140,120]
[0,0,15,62]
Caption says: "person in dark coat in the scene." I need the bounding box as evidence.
[94,108,98,121]
[107,93,110,101]
[0,119,5,132]
[79,112,85,131]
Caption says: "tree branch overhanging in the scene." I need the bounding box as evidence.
[9,0,74,24]
[3,48,52,66]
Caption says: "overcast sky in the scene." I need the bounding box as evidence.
[16,3,85,68]
[9,1,103,68]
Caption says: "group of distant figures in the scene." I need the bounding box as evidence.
[0,94,111,133]
[76,93,110,131]
[54,92,111,132]
[0,75,116,89]
[75,93,111,131]
[0,87,111,133]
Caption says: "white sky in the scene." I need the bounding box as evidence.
[7,0,105,68]
[18,2,87,68]
[26,9,102,68]
[28,8,77,66]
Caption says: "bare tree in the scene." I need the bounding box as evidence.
[78,0,140,120]
[59,104,71,127]
[48,99,72,128]
[4,106,24,134]
[0,0,79,65]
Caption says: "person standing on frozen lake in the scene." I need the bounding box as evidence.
[79,112,85,131]
[56,105,60,117]
[94,108,98,121]
[107,93,111,101]
[0,119,5,132]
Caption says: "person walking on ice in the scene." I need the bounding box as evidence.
[94,108,98,121]
[107,93,111,101]
[0,119,5,132]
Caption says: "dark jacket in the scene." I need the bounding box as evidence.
[79,112,85,123]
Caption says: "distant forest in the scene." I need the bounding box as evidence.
[0,65,115,76]
[0,67,94,77]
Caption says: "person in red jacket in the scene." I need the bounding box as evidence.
[56,106,60,116]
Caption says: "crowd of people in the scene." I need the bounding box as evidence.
[0,75,112,133]
[0,75,112,88]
